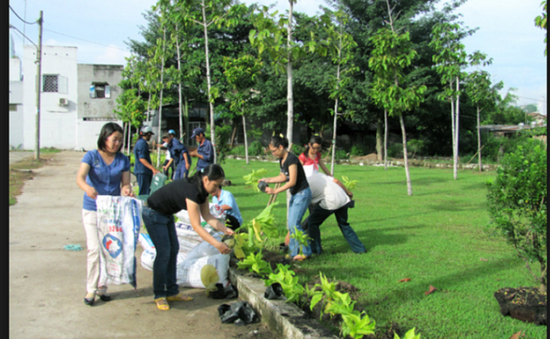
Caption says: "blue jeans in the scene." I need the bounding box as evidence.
[304,203,366,255]
[288,187,312,257]
[142,206,179,299]
[136,173,152,195]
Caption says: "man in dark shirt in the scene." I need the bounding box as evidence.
[189,127,213,172]
[134,126,160,195]
[162,132,191,180]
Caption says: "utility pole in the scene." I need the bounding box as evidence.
[34,10,43,160]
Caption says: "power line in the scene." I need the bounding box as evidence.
[516,96,547,103]
[9,5,38,25]
[43,27,131,52]
[9,25,37,49]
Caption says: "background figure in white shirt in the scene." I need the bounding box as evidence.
[302,172,366,255]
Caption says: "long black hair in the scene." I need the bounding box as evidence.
[97,122,124,152]
[304,135,331,155]
[189,164,225,186]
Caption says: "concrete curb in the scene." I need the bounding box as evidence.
[228,267,339,339]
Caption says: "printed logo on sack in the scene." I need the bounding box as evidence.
[103,234,122,258]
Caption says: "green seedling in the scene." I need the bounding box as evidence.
[341,311,376,339]
[341,175,358,190]
[236,250,272,278]
[304,283,323,312]
[394,328,421,339]
[265,263,305,305]
[290,227,312,257]
[243,168,268,192]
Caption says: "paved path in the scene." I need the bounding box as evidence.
[9,151,275,339]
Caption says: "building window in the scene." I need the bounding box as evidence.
[9,104,17,111]
[42,74,68,93]
[43,75,58,92]
[90,82,111,99]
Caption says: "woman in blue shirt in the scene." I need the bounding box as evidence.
[76,122,134,306]
[211,187,243,230]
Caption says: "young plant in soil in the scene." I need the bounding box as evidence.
[236,250,272,278]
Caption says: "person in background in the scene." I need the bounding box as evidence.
[260,134,312,261]
[211,186,243,231]
[143,164,234,311]
[76,122,134,306]
[134,125,160,195]
[189,127,213,172]
[299,135,353,198]
[302,172,366,255]
[161,132,191,180]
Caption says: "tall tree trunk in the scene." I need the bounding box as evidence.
[384,109,388,170]
[184,95,189,144]
[286,0,294,146]
[376,117,383,161]
[450,80,456,179]
[243,113,249,165]
[454,76,460,179]
[176,24,184,141]
[330,34,342,176]
[156,28,167,168]
[202,0,216,163]
[230,124,237,149]
[330,96,339,176]
[477,106,482,172]
[127,122,131,156]
[400,114,412,196]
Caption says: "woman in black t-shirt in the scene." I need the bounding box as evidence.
[143,164,234,311]
[259,134,312,261]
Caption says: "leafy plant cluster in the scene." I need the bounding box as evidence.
[231,194,418,338]
[487,138,547,292]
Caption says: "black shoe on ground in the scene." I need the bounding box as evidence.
[84,297,94,306]
[98,294,112,302]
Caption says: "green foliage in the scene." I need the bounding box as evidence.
[334,149,349,160]
[290,227,312,257]
[214,124,233,164]
[236,250,272,278]
[407,139,424,157]
[341,176,358,191]
[394,328,421,339]
[243,168,268,192]
[265,263,305,305]
[486,139,547,290]
[350,144,369,157]
[535,0,547,55]
[290,143,305,156]
[387,143,404,158]
[249,140,265,156]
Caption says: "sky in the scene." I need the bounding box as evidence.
[9,0,547,111]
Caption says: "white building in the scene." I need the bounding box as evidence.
[10,45,124,150]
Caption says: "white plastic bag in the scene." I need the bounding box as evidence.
[175,203,226,224]
[176,253,230,288]
[96,196,143,287]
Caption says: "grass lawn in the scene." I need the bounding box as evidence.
[214,158,546,339]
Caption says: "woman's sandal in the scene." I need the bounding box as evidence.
[293,254,309,261]
[155,297,170,311]
[166,292,193,302]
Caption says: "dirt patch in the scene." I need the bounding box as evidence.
[494,286,547,326]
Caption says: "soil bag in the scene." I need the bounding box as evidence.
[96,196,143,288]
[218,301,259,325]
[264,282,284,300]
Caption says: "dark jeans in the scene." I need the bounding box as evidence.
[162,160,174,179]
[173,163,189,180]
[136,173,152,196]
[304,203,366,255]
[142,206,179,299]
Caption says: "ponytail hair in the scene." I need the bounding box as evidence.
[270,134,289,149]
[189,164,225,185]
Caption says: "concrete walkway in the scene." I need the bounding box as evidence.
[9,151,275,339]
